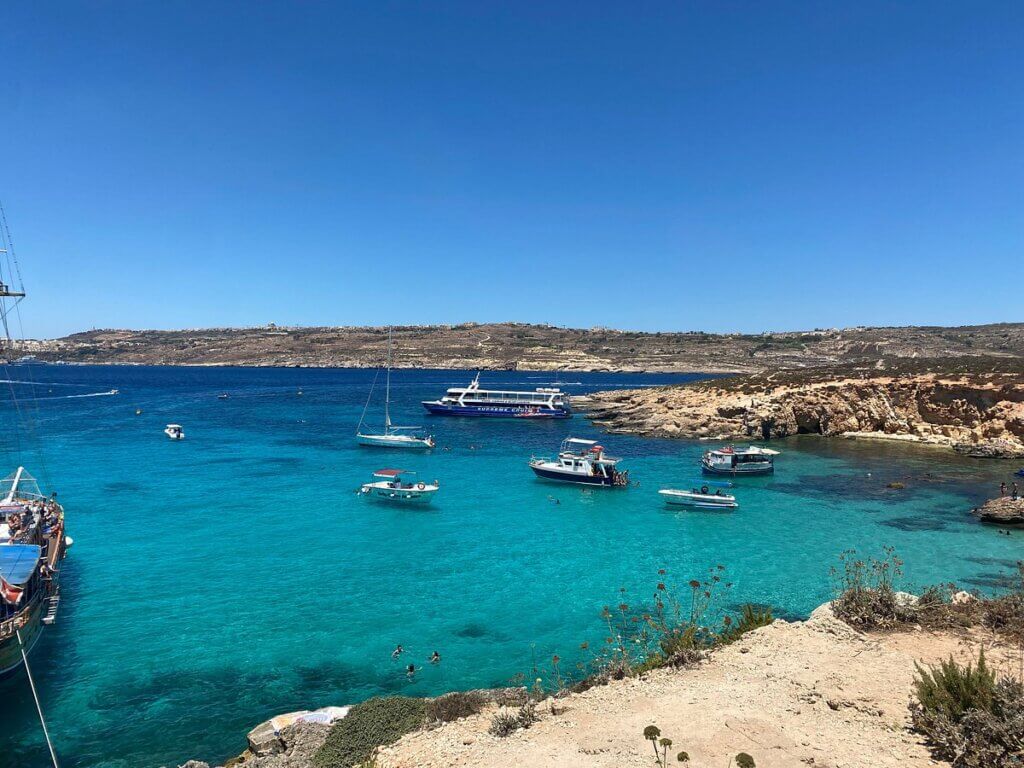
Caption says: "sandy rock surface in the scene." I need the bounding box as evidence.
[378,606,1015,768]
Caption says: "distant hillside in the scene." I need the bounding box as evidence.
[19,321,1024,373]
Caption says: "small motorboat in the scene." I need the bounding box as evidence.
[359,469,439,504]
[701,445,779,476]
[164,424,184,440]
[660,481,737,510]
[218,393,230,400]
[528,437,629,487]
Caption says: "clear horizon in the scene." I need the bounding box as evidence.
[3,2,1023,338]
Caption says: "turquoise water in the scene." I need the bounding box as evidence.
[1,366,1022,768]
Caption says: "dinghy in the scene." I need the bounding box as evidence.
[659,481,737,510]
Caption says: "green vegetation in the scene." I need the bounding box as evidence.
[488,701,537,737]
[423,691,486,724]
[832,550,1024,641]
[314,696,426,768]
[910,651,1024,766]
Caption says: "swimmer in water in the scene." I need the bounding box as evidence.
[392,644,403,659]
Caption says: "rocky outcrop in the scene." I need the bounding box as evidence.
[973,496,1024,525]
[581,361,1024,455]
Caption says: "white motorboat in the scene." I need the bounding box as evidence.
[164,424,184,440]
[701,445,779,475]
[359,469,439,504]
[659,482,737,510]
[528,437,629,487]
[357,328,435,450]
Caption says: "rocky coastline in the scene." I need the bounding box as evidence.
[21,321,1024,373]
[173,601,1023,768]
[580,359,1024,458]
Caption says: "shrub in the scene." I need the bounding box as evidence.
[830,547,909,629]
[424,691,486,723]
[719,604,774,645]
[910,651,1024,766]
[488,709,521,738]
[313,696,425,768]
[913,651,996,721]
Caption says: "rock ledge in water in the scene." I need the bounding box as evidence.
[973,496,1024,525]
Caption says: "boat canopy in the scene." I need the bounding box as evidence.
[166,424,182,429]
[710,446,779,456]
[564,438,597,447]
[0,544,41,585]
[372,469,410,478]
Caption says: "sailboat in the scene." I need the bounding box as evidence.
[0,204,70,682]
[356,327,435,449]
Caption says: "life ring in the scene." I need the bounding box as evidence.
[417,482,426,490]
[700,485,709,495]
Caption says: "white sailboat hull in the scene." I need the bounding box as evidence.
[356,433,434,449]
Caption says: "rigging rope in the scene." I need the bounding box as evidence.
[17,627,60,768]
[355,367,381,434]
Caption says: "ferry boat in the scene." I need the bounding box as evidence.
[0,469,67,677]
[659,480,737,510]
[528,438,629,487]
[357,328,434,449]
[422,373,571,419]
[359,469,439,504]
[701,445,779,476]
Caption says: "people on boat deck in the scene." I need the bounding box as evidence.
[429,651,441,664]
[392,644,403,659]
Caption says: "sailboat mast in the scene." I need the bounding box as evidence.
[384,326,392,430]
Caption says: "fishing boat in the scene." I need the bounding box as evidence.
[423,373,571,419]
[0,207,70,681]
[528,437,629,487]
[164,424,184,440]
[357,328,434,449]
[359,469,439,504]
[659,480,737,509]
[701,445,779,476]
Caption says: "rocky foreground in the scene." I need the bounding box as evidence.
[22,321,1024,373]
[179,605,1016,768]
[581,358,1024,457]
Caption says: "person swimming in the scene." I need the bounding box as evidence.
[429,651,441,664]
[392,644,403,659]
[406,663,416,676]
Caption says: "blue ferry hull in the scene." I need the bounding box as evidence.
[423,402,571,419]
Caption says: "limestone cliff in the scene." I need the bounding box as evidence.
[581,359,1024,457]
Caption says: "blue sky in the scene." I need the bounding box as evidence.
[2,2,1022,337]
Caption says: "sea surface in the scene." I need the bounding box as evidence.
[1,365,1022,768]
